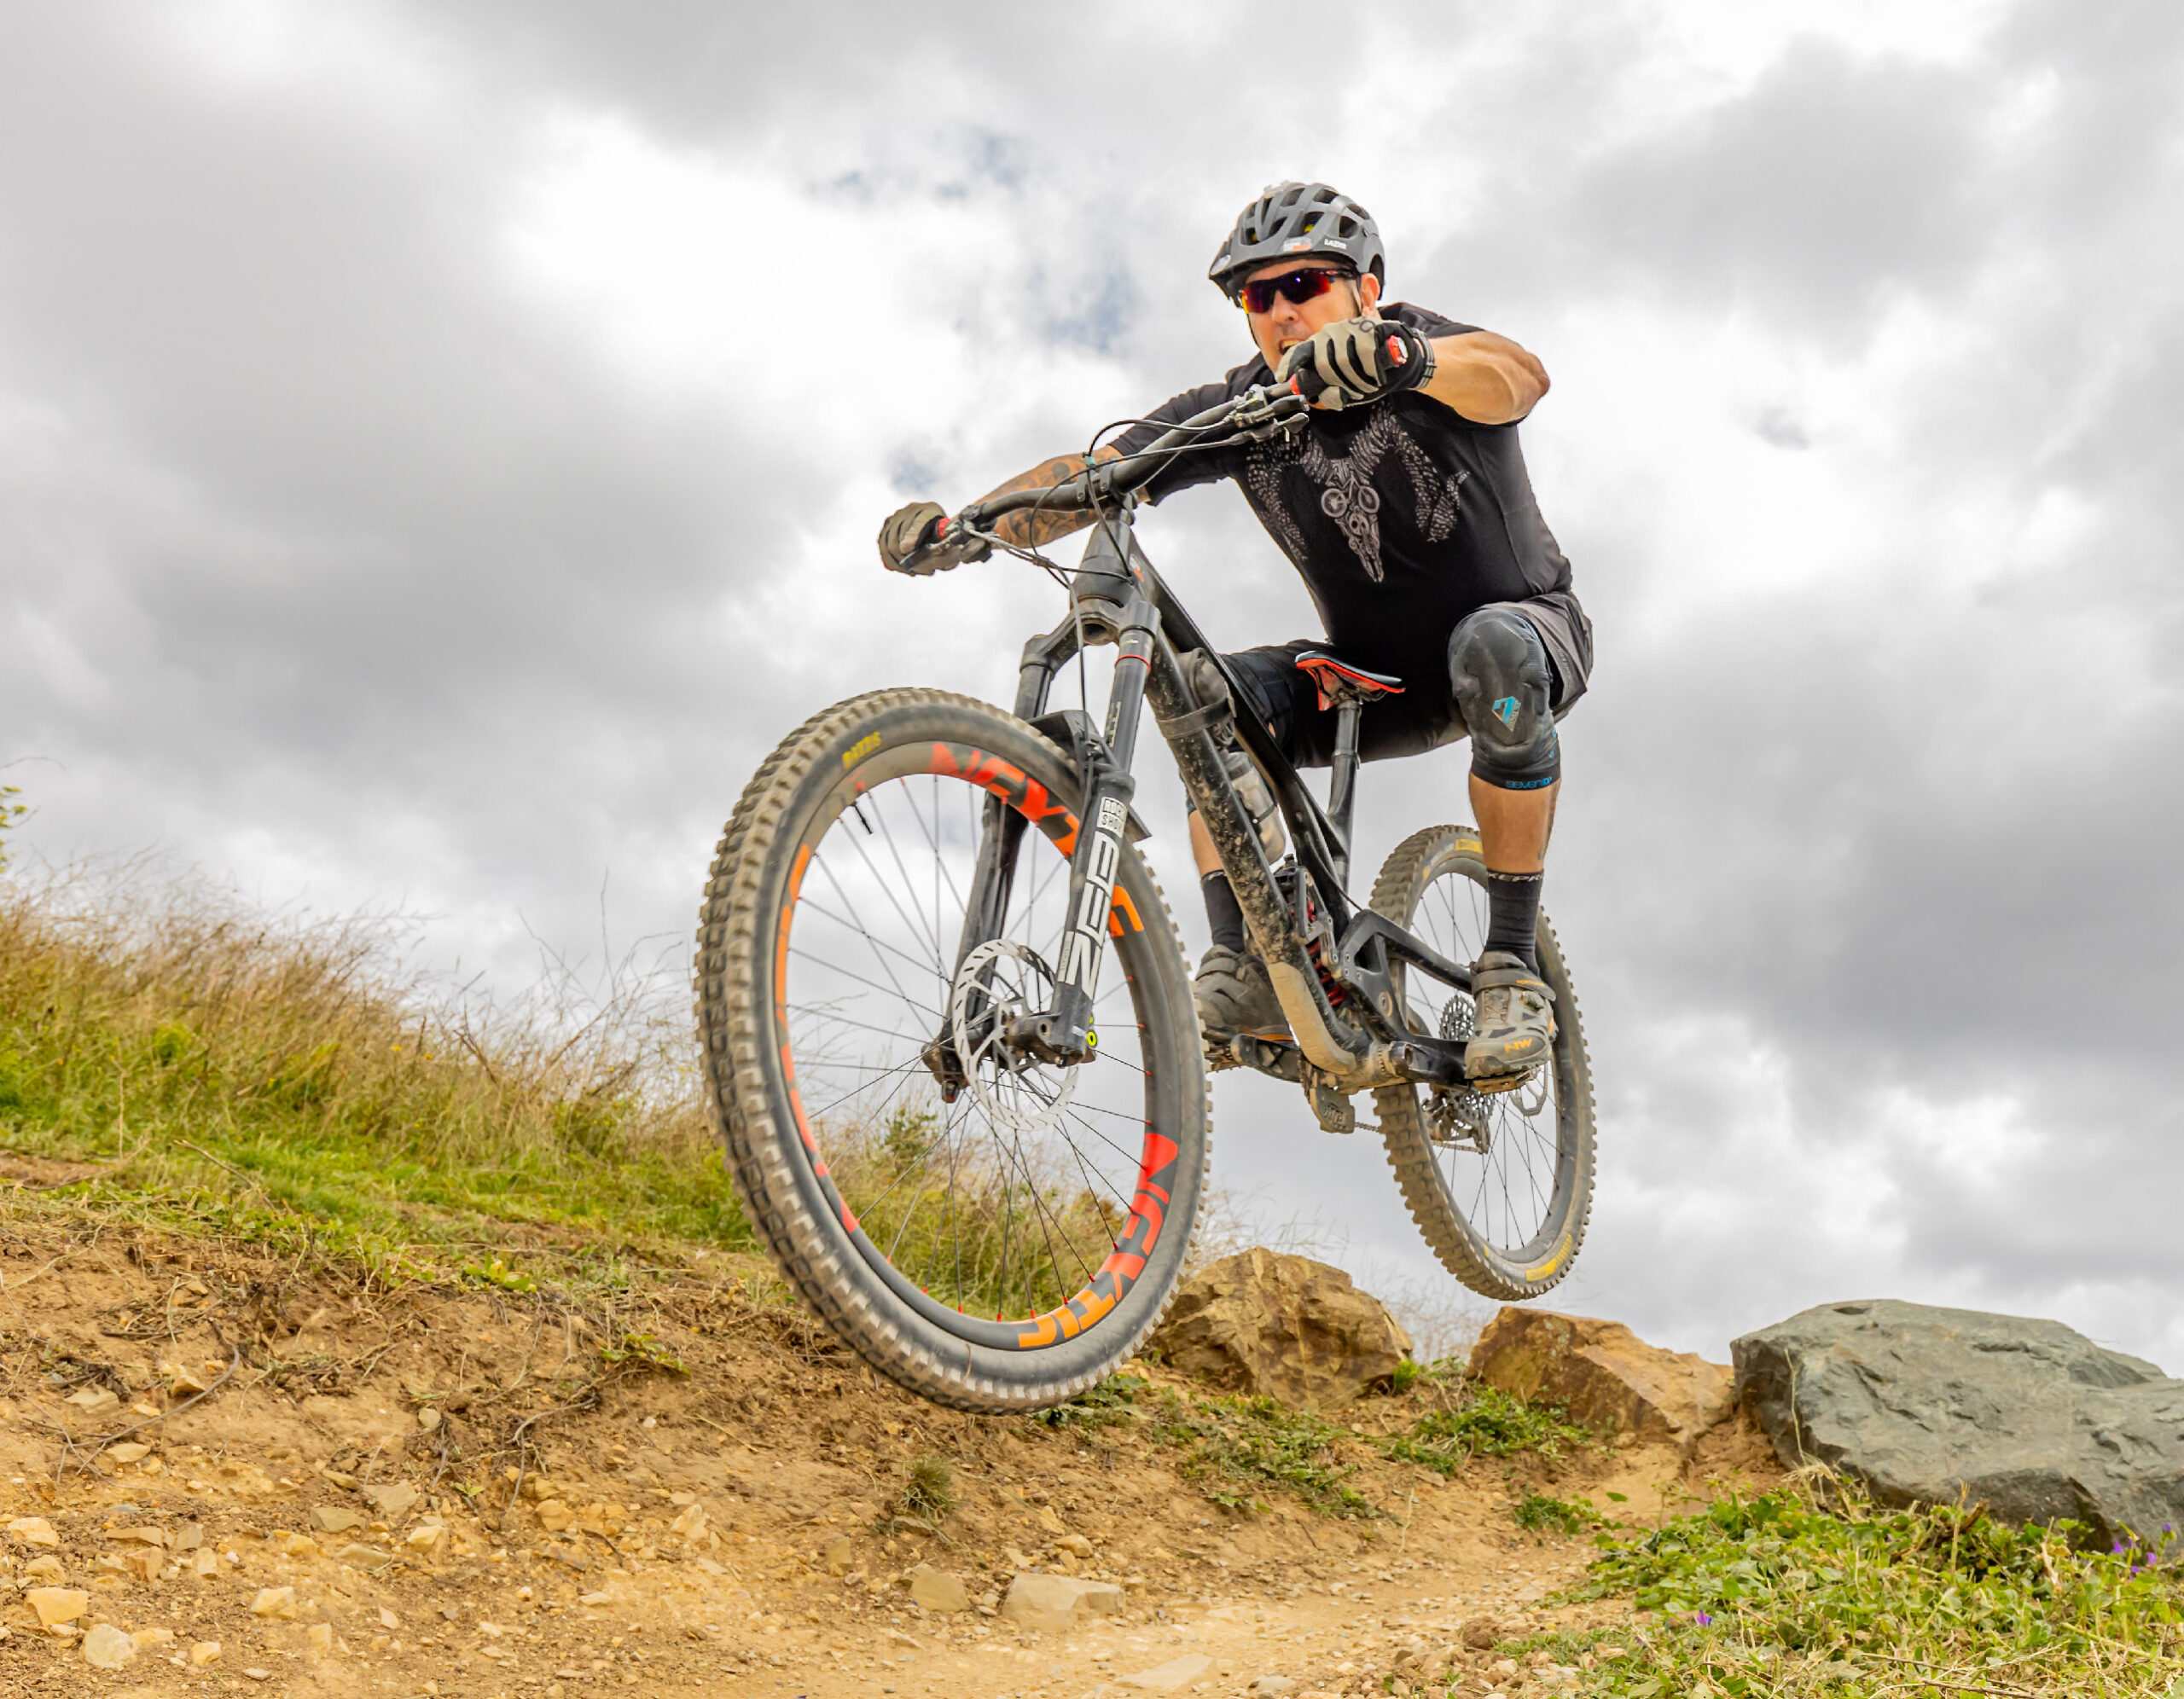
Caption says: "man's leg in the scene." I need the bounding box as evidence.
[1449,606,1562,1080]
[1188,648,1309,1042]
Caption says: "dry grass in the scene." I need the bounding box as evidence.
[0,855,746,1259]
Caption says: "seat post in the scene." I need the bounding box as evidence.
[1327,701,1363,881]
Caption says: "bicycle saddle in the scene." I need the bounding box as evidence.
[1295,652,1406,711]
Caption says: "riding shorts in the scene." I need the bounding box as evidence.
[1220,588,1592,776]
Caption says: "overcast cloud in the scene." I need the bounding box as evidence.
[3,0,2181,1366]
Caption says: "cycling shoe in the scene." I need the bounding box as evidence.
[1464,950,1556,1090]
[1193,945,1292,1041]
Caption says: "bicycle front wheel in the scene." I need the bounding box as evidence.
[696,688,1207,1412]
[1370,824,1596,1300]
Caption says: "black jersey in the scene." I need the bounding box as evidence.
[1112,304,1581,688]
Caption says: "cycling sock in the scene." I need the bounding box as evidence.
[1482,869,1543,972]
[1202,872,1248,954]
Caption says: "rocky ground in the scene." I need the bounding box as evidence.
[0,1222,1780,1699]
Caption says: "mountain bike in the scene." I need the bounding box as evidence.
[694,384,1594,1412]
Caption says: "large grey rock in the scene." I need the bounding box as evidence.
[1734,1299,2184,1545]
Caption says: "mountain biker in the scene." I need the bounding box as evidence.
[877,182,1589,1087]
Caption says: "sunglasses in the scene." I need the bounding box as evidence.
[1235,265,1358,314]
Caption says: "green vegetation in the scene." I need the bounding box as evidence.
[1029,1371,1147,1430]
[1575,1483,2184,1696]
[1382,1379,1597,1474]
[1146,1386,1379,1519]
[821,1099,1123,1323]
[0,861,753,1279]
[1515,1487,1600,1536]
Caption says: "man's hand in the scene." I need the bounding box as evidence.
[876,500,987,575]
[1277,316,1436,410]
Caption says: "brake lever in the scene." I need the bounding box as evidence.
[1228,383,1310,444]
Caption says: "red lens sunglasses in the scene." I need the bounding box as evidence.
[1235,265,1357,314]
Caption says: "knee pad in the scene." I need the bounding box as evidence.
[1449,606,1560,791]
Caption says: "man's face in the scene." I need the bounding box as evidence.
[1239,256,1382,371]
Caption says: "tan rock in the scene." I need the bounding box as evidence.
[190,1641,223,1666]
[1054,1533,1095,1559]
[131,1627,176,1649]
[363,1482,419,1519]
[80,1623,136,1669]
[404,1523,449,1558]
[250,1586,298,1620]
[1000,1572,1126,1633]
[535,1500,573,1532]
[276,1531,318,1557]
[333,1544,393,1568]
[904,1563,969,1612]
[1147,1248,1410,1408]
[24,1555,66,1582]
[28,1587,89,1626]
[1121,1653,1214,1691]
[192,1548,219,1578]
[667,1503,708,1542]
[307,1622,335,1652]
[120,1546,163,1582]
[1468,1308,1734,1451]
[822,1534,855,1576]
[65,1387,120,1417]
[8,1515,60,1546]
[310,1506,364,1534]
[107,1442,152,1464]
[415,1408,441,1434]
[161,1361,211,1397]
[377,1608,398,1630]
[1460,1617,1503,1651]
[108,1527,165,1547]
[171,1523,203,1551]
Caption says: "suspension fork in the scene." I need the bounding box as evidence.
[1009,549,1158,1065]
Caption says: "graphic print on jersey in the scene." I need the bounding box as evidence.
[1242,408,1467,583]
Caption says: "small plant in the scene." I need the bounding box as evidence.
[1390,1360,1422,1395]
[1382,1383,1594,1474]
[0,782,25,872]
[1031,1373,1143,1429]
[597,1331,686,1377]
[462,1255,538,1295]
[896,1456,957,1524]
[1147,1389,1380,1520]
[1575,1482,2184,1695]
[1514,1489,1597,1535]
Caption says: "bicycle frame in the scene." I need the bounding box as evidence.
[942,481,1478,1105]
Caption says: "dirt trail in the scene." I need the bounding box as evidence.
[0,1223,1777,1698]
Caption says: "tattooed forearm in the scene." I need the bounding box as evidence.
[974,446,1124,548]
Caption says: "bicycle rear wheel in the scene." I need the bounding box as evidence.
[696,688,1206,1412]
[1370,824,1595,1300]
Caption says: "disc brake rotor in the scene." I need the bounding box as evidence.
[949,939,1079,1138]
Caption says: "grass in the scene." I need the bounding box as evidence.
[1571,1479,2184,1696]
[1147,1386,1380,1519]
[0,858,1130,1319]
[1515,1488,1601,1536]
[1382,1378,1598,1474]
[0,857,753,1279]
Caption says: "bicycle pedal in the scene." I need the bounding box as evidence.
[1469,1065,1542,1096]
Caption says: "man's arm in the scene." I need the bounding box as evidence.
[972,444,1124,549]
[1420,331,1549,425]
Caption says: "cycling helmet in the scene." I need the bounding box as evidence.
[1208,182,1385,299]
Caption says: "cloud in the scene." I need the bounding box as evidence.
[3,0,2181,1368]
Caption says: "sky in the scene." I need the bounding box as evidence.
[3,1,2181,1368]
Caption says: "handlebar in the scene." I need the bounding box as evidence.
[924,383,1308,559]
